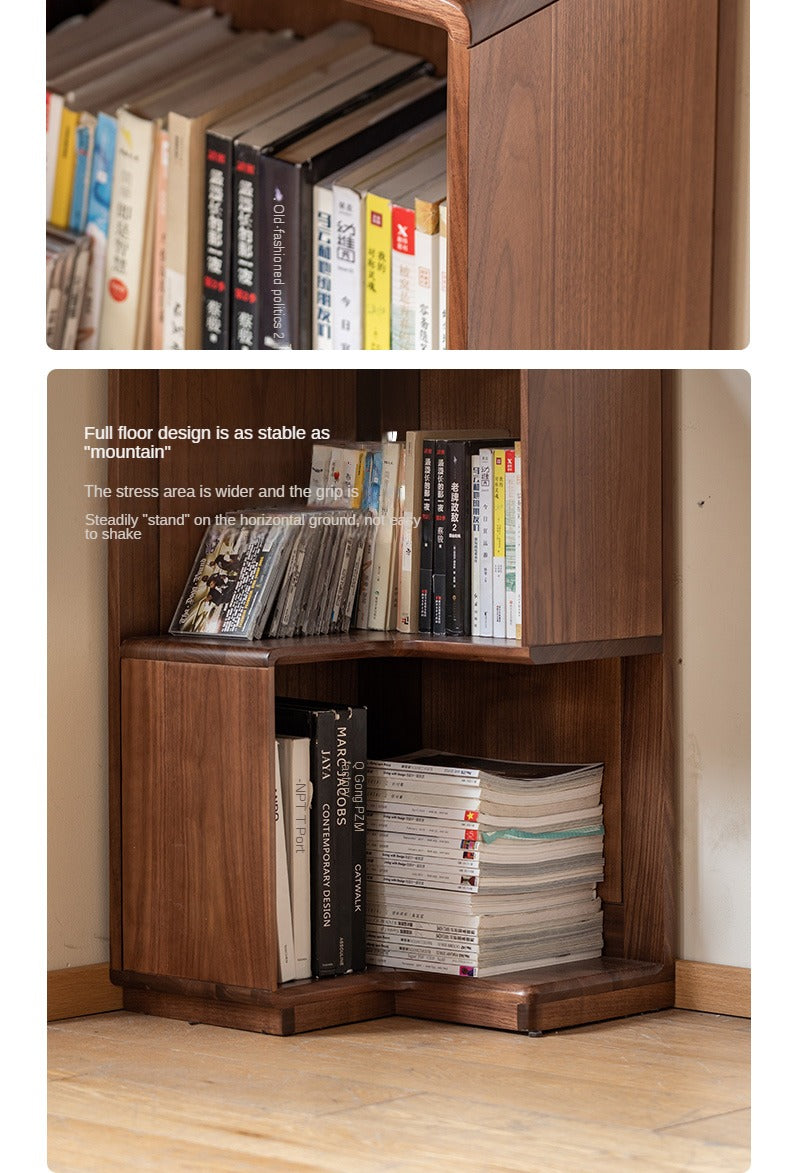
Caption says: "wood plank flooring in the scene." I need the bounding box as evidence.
[48,1009,750,1172]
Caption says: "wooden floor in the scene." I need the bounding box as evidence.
[48,1009,750,1172]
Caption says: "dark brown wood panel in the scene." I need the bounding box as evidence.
[420,657,622,905]
[156,370,357,629]
[466,0,719,348]
[523,371,663,646]
[419,369,520,434]
[121,658,279,990]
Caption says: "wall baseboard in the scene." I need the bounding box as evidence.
[48,963,124,1021]
[675,960,750,1018]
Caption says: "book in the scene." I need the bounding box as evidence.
[415,193,445,350]
[492,449,507,638]
[418,439,435,634]
[276,699,367,978]
[274,748,296,983]
[505,447,519,639]
[68,114,97,234]
[515,441,523,640]
[329,113,446,350]
[431,439,448,634]
[366,439,402,630]
[204,39,406,349]
[478,448,494,636]
[277,735,312,981]
[169,520,293,639]
[260,70,443,351]
[363,143,445,350]
[164,22,372,349]
[438,200,447,349]
[391,170,446,350]
[79,111,117,349]
[51,106,81,229]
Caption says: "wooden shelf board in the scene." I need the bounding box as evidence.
[121,632,661,669]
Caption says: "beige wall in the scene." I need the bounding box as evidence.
[675,371,750,966]
[47,372,751,971]
[48,370,109,970]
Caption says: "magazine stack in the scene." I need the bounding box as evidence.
[365,751,605,977]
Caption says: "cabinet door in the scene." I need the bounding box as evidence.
[121,658,279,991]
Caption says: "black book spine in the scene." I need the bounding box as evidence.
[445,440,471,635]
[333,707,354,974]
[231,142,259,350]
[202,131,232,349]
[260,154,300,350]
[418,439,435,633]
[347,706,367,972]
[275,703,341,976]
[431,439,448,634]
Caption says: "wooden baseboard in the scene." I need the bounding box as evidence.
[674,960,750,1018]
[48,963,124,1021]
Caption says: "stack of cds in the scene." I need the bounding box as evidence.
[365,751,605,977]
[169,510,370,639]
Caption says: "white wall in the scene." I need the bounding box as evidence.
[675,371,750,966]
[48,370,109,970]
[46,371,752,971]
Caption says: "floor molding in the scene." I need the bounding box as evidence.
[48,963,124,1021]
[675,960,750,1018]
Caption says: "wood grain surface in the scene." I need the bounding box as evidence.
[48,1009,751,1172]
[121,658,279,991]
[465,0,719,347]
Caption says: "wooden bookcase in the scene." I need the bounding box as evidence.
[49,0,736,347]
[108,369,676,1035]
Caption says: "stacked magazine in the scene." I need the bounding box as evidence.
[365,751,605,977]
[169,510,371,639]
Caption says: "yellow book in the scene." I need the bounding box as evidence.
[50,107,80,229]
[351,448,366,508]
[364,192,391,349]
[492,449,506,638]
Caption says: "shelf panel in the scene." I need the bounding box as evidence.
[114,957,673,1036]
[122,632,661,669]
[348,0,554,46]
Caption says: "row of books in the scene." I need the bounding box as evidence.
[365,752,605,977]
[308,434,524,638]
[168,432,524,642]
[46,0,449,350]
[274,699,367,981]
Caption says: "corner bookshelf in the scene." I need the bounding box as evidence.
[50,0,735,347]
[107,369,676,1035]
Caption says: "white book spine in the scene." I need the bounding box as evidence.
[162,112,193,350]
[332,185,363,350]
[515,443,523,640]
[478,450,494,636]
[98,110,155,350]
[46,91,65,222]
[278,738,312,980]
[471,456,482,636]
[390,214,415,350]
[367,441,401,630]
[438,201,447,349]
[505,449,518,639]
[492,451,506,638]
[397,431,417,633]
[414,225,439,350]
[274,750,296,983]
[308,444,332,505]
[313,182,333,350]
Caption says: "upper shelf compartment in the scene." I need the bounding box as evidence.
[346,0,551,46]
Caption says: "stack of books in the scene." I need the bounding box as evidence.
[276,699,367,979]
[365,751,605,977]
[45,0,448,350]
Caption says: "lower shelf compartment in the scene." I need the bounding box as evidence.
[113,957,675,1036]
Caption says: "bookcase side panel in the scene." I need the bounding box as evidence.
[121,658,279,991]
[523,371,663,648]
[465,0,718,348]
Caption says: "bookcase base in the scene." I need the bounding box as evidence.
[114,959,674,1037]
